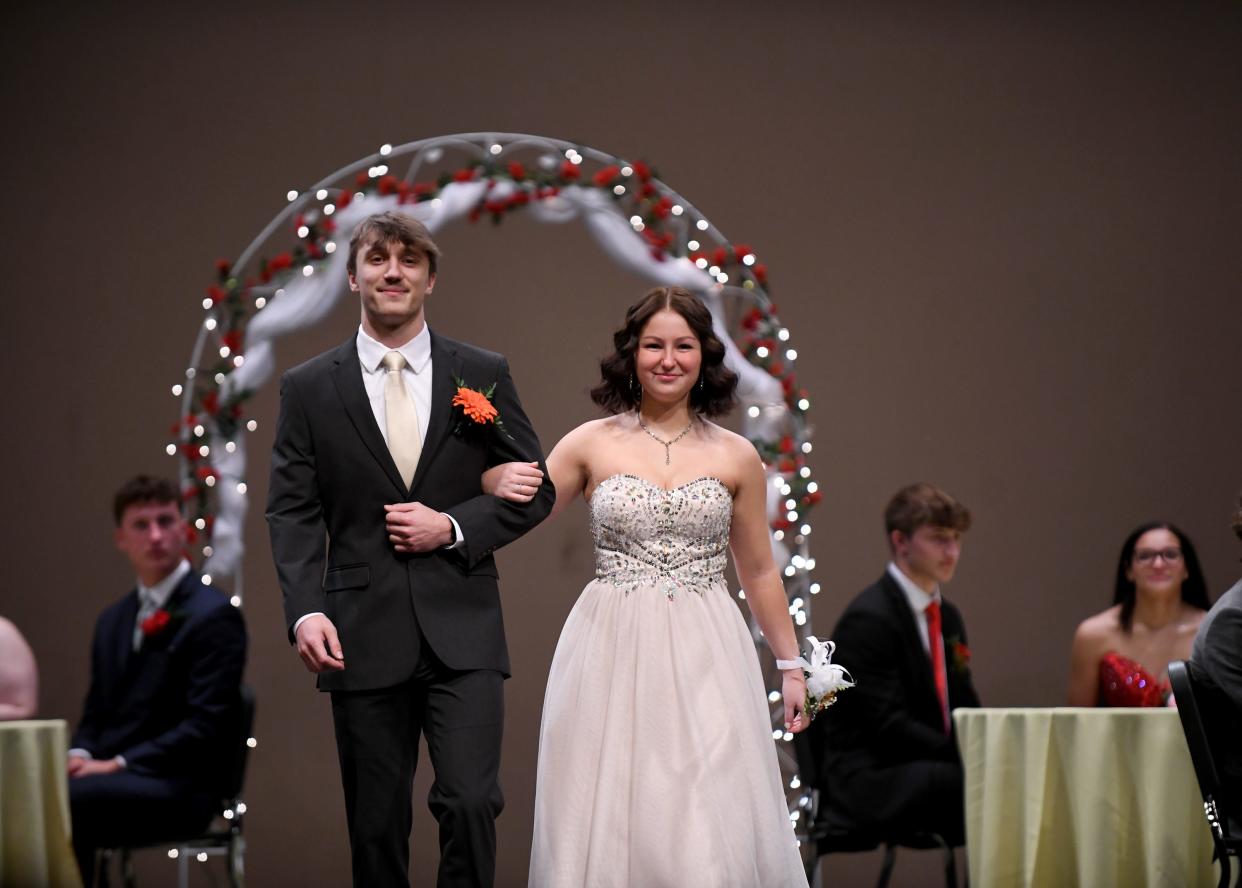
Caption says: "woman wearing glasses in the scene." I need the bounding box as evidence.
[1068,522,1212,706]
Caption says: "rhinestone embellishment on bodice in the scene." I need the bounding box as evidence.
[589,474,733,599]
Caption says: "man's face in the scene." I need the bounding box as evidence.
[349,237,436,332]
[893,524,962,588]
[114,501,186,582]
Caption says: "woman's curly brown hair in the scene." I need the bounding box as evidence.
[590,286,738,417]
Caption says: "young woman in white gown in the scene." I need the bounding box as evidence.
[486,286,810,888]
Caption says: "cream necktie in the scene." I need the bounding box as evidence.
[382,351,422,487]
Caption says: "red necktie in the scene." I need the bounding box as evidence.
[925,600,950,733]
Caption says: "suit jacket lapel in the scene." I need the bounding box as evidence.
[879,574,940,706]
[130,572,199,663]
[331,338,407,496]
[142,572,197,653]
[409,331,461,494]
[115,590,140,675]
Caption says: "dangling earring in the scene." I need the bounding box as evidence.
[698,374,705,391]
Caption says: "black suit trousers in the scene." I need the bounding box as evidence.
[70,771,215,884]
[330,640,505,888]
[828,756,965,846]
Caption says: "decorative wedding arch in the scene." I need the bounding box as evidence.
[168,131,823,836]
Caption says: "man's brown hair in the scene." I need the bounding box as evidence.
[884,482,972,540]
[347,211,441,277]
[1233,491,1242,543]
[113,475,180,525]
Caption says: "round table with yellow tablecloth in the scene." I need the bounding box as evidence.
[0,719,83,887]
[954,707,1218,888]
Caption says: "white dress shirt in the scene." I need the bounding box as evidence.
[887,563,950,724]
[292,325,463,638]
[133,559,192,651]
[356,323,433,445]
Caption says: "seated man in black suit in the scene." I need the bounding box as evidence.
[819,482,980,845]
[68,476,247,883]
[1190,493,1242,827]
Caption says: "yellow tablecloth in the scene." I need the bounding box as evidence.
[0,719,82,887]
[954,707,1217,888]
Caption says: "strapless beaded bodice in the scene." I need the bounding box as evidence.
[589,474,733,599]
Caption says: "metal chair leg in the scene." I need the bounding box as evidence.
[942,842,958,888]
[876,844,898,888]
[229,833,246,888]
[94,849,112,888]
[120,849,137,888]
[809,855,824,888]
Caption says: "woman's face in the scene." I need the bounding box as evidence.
[635,308,702,406]
[1126,527,1189,596]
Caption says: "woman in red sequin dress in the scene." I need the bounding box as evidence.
[1067,522,1211,706]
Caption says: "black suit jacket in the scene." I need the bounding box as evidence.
[265,331,553,692]
[822,573,980,778]
[1191,579,1242,814]
[71,571,247,791]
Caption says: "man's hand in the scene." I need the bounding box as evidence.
[384,501,453,553]
[68,756,122,778]
[295,614,346,673]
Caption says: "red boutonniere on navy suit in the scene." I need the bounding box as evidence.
[140,608,185,642]
[946,635,971,675]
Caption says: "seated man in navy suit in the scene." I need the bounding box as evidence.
[69,475,247,883]
[818,482,980,845]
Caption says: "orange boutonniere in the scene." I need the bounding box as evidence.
[451,378,511,439]
[452,385,498,424]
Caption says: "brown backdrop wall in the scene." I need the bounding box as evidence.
[3,3,1239,886]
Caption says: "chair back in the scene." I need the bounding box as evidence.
[221,684,256,804]
[792,719,824,795]
[1170,661,1224,805]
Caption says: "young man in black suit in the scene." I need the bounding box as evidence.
[266,211,553,887]
[70,476,248,884]
[818,482,979,845]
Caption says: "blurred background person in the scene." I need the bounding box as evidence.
[1068,521,1210,706]
[0,615,38,720]
[69,476,247,884]
[817,482,980,847]
[1189,494,1242,826]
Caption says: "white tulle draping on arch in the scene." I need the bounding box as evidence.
[205,183,784,582]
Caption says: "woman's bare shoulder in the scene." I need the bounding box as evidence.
[700,421,761,462]
[1074,605,1122,643]
[560,415,627,446]
[1181,603,1209,633]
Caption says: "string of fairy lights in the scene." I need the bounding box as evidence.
[167,132,822,842]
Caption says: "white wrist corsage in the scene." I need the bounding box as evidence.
[780,636,855,719]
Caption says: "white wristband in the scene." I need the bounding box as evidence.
[776,659,803,671]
